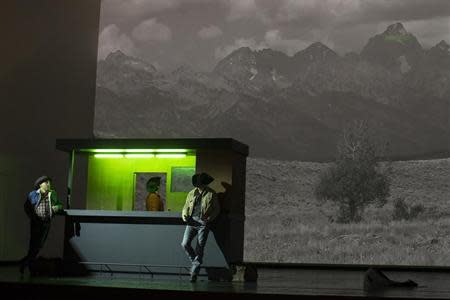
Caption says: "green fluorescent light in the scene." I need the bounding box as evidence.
[124,154,155,158]
[94,154,124,158]
[155,154,187,158]
[155,149,188,153]
[125,149,155,153]
[91,149,187,153]
[94,153,186,158]
[93,149,125,153]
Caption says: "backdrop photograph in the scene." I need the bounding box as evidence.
[94,0,450,266]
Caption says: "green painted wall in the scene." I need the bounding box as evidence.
[86,155,196,212]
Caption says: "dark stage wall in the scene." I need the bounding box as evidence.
[0,0,100,260]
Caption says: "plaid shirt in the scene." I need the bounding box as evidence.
[35,192,51,220]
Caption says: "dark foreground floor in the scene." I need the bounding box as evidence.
[1,264,450,299]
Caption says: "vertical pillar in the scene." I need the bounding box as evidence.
[67,150,75,209]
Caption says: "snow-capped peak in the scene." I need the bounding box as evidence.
[384,23,408,36]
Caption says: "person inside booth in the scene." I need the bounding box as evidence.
[145,176,164,211]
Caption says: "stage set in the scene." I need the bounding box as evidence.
[3,1,450,299]
[1,138,450,299]
[56,138,248,278]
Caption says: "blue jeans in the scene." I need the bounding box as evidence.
[181,222,209,275]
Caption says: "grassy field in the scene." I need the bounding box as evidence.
[243,157,450,265]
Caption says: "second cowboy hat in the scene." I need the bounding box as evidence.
[191,172,214,187]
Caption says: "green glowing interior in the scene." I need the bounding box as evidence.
[86,154,196,212]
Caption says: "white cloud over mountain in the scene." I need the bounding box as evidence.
[131,18,172,42]
[98,24,137,60]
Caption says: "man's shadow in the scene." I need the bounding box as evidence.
[207,181,235,281]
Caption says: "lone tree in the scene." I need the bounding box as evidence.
[315,121,391,223]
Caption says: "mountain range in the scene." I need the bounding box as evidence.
[95,23,450,161]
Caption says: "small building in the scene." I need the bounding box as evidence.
[56,138,248,275]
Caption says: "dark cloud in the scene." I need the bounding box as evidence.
[226,0,450,27]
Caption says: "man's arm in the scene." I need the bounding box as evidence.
[181,193,190,222]
[24,193,34,219]
[50,191,64,213]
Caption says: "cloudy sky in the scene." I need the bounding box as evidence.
[97,0,450,71]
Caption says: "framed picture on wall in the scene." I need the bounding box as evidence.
[171,167,195,192]
[133,172,166,211]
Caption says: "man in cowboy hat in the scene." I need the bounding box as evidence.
[20,175,64,274]
[181,172,220,282]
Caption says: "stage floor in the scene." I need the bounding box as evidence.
[1,265,450,299]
